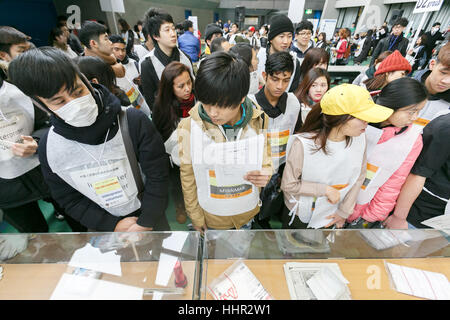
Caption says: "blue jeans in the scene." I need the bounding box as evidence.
[408,222,417,229]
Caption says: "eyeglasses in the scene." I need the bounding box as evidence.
[298,32,312,37]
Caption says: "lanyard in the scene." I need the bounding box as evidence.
[75,128,111,167]
[388,36,398,51]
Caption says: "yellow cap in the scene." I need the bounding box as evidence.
[320,84,393,123]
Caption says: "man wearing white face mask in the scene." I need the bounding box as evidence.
[9,47,170,232]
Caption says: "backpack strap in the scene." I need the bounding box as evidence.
[119,108,144,200]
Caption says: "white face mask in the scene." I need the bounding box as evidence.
[54,93,99,127]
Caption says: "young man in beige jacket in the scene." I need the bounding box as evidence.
[177,51,273,232]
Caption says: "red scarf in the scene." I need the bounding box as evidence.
[179,93,195,118]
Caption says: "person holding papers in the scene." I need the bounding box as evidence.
[281,84,393,229]
[177,51,272,232]
[346,78,428,228]
[247,51,301,228]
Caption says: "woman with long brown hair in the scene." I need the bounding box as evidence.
[295,67,331,124]
[153,61,195,224]
[331,28,350,65]
[298,47,330,83]
[281,84,393,229]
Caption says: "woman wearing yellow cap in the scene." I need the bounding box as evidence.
[281,84,393,229]
[346,78,428,228]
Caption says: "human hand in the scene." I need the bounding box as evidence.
[11,136,37,157]
[114,217,138,232]
[244,170,272,187]
[133,76,141,86]
[325,186,340,204]
[324,213,346,228]
[382,215,408,229]
[125,223,153,232]
[193,224,207,235]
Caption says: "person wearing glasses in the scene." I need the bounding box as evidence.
[291,21,315,62]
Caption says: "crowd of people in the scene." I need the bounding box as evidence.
[0,8,448,235]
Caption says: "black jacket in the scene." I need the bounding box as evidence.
[0,77,52,209]
[354,36,372,64]
[37,84,169,231]
[370,34,409,65]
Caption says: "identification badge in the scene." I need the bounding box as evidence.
[0,113,26,161]
[267,129,290,158]
[69,159,131,209]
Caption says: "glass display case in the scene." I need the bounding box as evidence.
[0,231,201,300]
[201,229,450,300]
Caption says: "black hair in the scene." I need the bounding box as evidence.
[48,27,64,46]
[0,26,29,54]
[75,56,121,97]
[183,19,193,31]
[196,51,249,108]
[134,20,143,33]
[393,17,409,27]
[230,43,253,70]
[118,18,130,32]
[109,34,125,44]
[295,20,313,34]
[265,51,294,76]
[376,77,428,110]
[232,23,239,29]
[56,15,68,23]
[8,47,79,98]
[210,37,227,53]
[78,21,107,49]
[143,8,174,42]
[432,22,441,27]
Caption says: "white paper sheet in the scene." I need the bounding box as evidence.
[306,266,350,300]
[162,232,189,252]
[213,134,264,186]
[154,253,178,286]
[385,262,450,300]
[68,243,122,276]
[208,260,273,300]
[421,215,450,235]
[50,273,143,300]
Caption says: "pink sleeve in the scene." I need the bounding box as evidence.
[361,135,423,222]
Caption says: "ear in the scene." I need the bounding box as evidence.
[89,39,98,49]
[0,51,10,62]
[240,96,246,104]
[262,71,267,80]
[429,58,436,71]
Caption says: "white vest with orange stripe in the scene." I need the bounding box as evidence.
[248,93,300,172]
[357,125,421,205]
[412,99,449,131]
[286,133,366,228]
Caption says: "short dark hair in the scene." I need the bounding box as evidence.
[0,26,29,54]
[232,23,239,29]
[210,37,227,53]
[143,8,174,42]
[393,17,409,27]
[75,55,119,96]
[265,51,294,76]
[78,21,107,49]
[196,51,249,108]
[48,27,64,46]
[118,18,130,32]
[230,43,253,69]
[109,34,125,44]
[295,20,313,34]
[432,22,441,27]
[8,47,79,98]
[183,19,193,31]
[376,77,428,110]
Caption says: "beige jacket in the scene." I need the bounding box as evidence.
[177,102,273,229]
